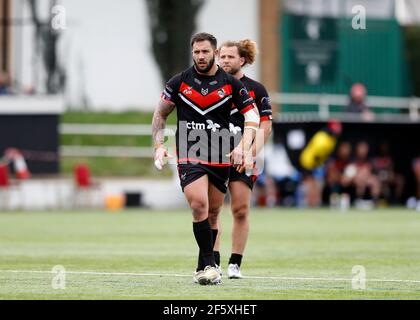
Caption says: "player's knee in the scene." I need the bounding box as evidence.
[232,203,249,221]
[208,206,221,226]
[190,199,208,218]
[207,215,218,227]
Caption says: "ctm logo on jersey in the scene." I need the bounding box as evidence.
[186,120,221,132]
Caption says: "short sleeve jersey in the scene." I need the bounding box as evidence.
[229,75,272,148]
[230,75,272,129]
[161,66,256,166]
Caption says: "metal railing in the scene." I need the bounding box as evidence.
[60,124,176,158]
[270,92,420,123]
[59,93,420,158]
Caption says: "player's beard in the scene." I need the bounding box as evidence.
[223,64,241,76]
[194,55,215,73]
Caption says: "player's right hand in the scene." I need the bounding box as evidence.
[154,146,170,171]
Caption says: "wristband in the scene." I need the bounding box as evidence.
[154,143,166,151]
[244,126,258,131]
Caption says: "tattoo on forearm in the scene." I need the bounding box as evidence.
[152,100,175,147]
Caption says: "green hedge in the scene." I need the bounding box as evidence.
[60,111,176,177]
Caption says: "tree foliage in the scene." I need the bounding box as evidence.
[145,0,205,84]
[28,0,65,94]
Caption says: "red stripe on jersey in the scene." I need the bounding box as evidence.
[178,158,231,167]
[179,82,232,109]
[260,116,272,122]
[240,104,255,114]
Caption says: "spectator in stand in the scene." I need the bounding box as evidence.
[343,141,381,205]
[345,83,374,121]
[254,135,300,207]
[412,157,420,200]
[322,141,353,205]
[298,167,324,208]
[407,157,420,211]
[372,141,405,205]
[298,119,343,208]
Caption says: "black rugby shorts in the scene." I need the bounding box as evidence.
[177,163,230,194]
[228,167,257,190]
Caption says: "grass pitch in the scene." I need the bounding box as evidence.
[0,208,419,300]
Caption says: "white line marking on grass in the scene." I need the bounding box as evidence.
[0,270,190,278]
[1,270,420,284]
[246,275,420,284]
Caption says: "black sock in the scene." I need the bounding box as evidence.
[212,229,218,248]
[214,251,220,266]
[197,229,218,271]
[193,220,215,269]
[197,254,204,272]
[229,253,243,267]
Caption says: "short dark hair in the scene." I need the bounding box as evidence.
[190,32,217,49]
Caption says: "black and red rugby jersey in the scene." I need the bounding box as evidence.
[161,66,256,166]
[230,75,272,135]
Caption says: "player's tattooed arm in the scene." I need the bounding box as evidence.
[152,98,175,149]
[152,98,175,170]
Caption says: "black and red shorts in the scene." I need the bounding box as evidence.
[229,167,257,190]
[177,163,230,194]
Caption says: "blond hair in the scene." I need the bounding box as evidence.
[219,39,259,66]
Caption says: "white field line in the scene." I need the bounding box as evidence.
[0,270,420,284]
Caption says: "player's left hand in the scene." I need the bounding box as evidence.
[236,151,254,173]
[227,148,254,173]
[227,147,244,168]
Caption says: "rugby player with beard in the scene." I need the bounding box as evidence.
[152,33,260,285]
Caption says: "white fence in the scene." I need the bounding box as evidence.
[270,92,420,123]
[59,93,420,158]
[0,95,65,114]
[60,124,176,158]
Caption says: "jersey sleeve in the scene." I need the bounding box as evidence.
[254,83,273,122]
[230,76,257,115]
[161,73,182,104]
